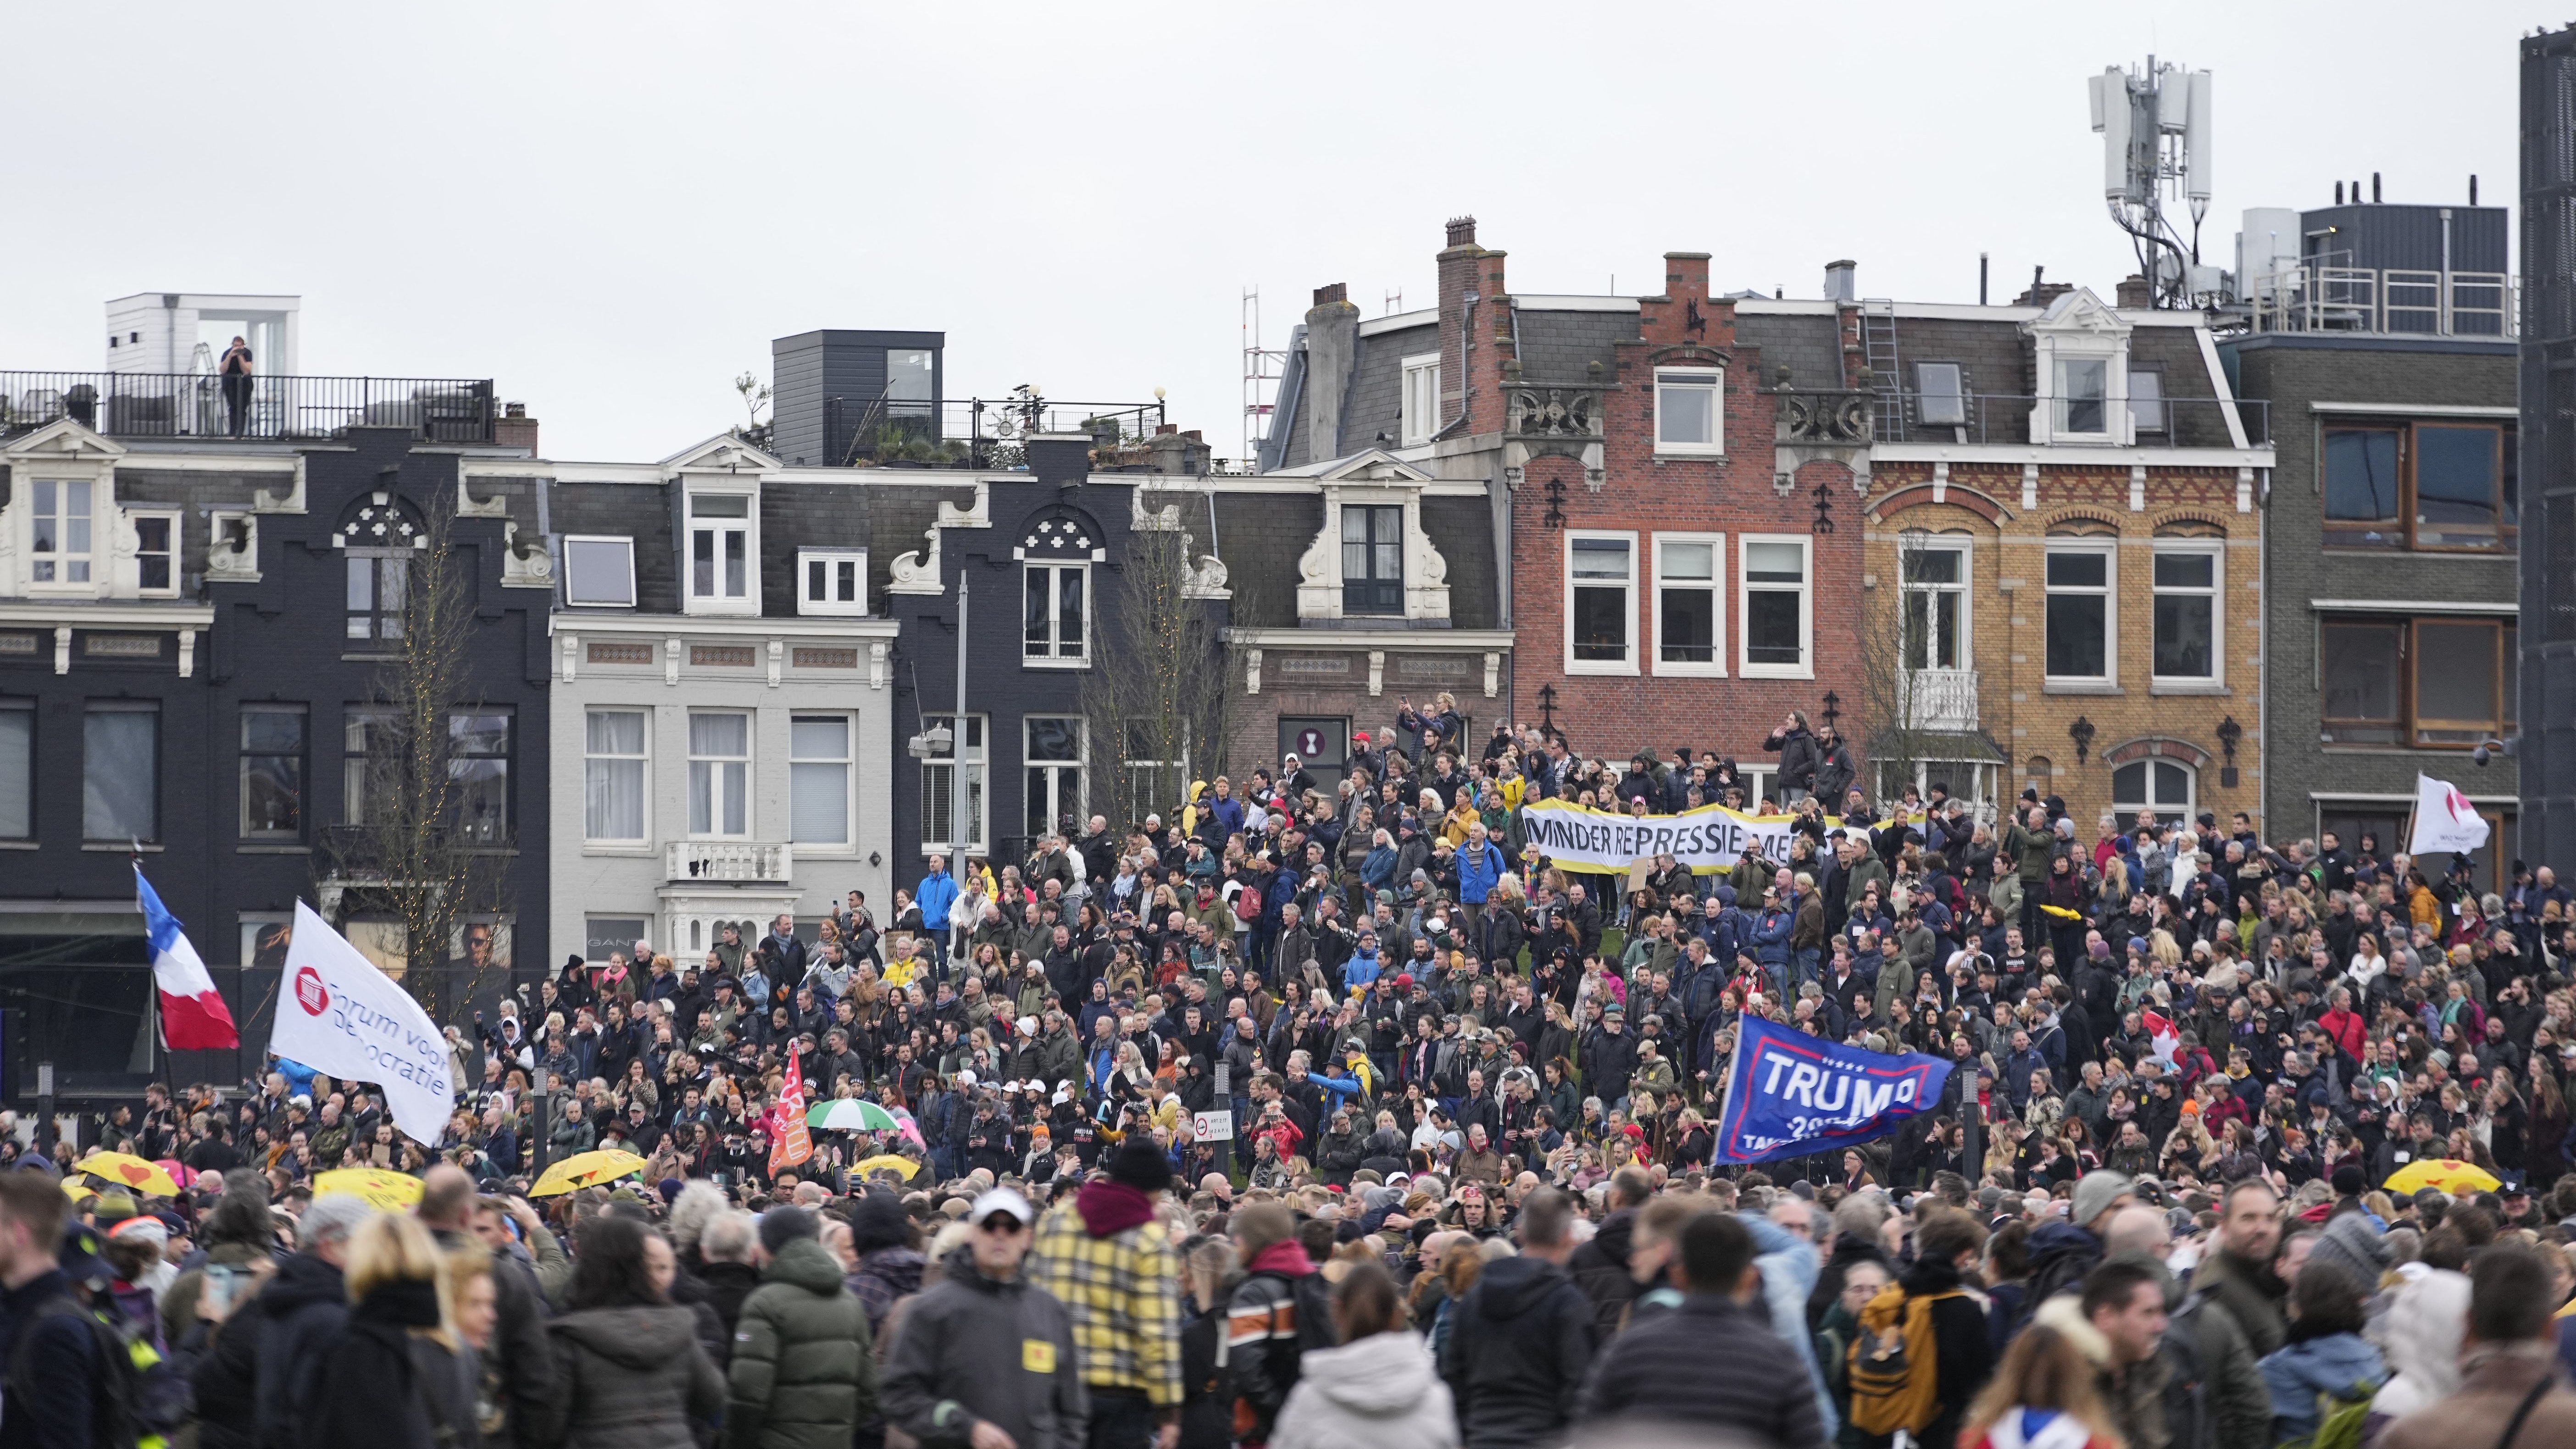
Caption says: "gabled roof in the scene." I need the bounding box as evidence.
[1270,448,1435,482]
[2021,287,2132,339]
[0,417,126,462]
[657,433,779,473]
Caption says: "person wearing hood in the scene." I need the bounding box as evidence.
[727,1205,873,1449]
[1270,1260,1455,1449]
[540,1215,724,1449]
[2258,1265,2385,1445]
[1574,1211,1822,1449]
[1029,1138,1183,1447]
[305,1213,464,1449]
[2365,1266,2470,1435]
[1438,1187,1594,1449]
[883,1187,1087,1449]
[1227,1202,1335,1447]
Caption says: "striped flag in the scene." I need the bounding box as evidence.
[137,866,238,1050]
[770,1043,814,1175]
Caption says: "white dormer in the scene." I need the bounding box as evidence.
[0,420,180,600]
[1290,450,1452,623]
[662,434,778,617]
[2021,288,2134,447]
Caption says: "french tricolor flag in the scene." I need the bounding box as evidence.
[137,866,239,1050]
[2142,1008,2180,1070]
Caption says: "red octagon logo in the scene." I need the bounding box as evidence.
[294,965,330,1016]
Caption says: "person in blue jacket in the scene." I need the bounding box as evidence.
[915,853,960,960]
[1457,823,1506,922]
[1750,888,1794,1000]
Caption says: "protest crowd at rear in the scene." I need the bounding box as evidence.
[11,706,2576,1449]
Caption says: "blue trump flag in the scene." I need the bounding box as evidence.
[1715,1016,1953,1166]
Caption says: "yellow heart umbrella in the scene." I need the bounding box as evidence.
[314,1168,426,1211]
[2382,1158,2501,1197]
[851,1154,921,1182]
[75,1152,180,1199]
[528,1149,649,1198]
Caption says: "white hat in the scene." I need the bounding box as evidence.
[956,1070,977,1086]
[967,1186,1036,1228]
[1018,1016,1038,1036]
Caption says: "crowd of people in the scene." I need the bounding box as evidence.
[7,704,2576,1449]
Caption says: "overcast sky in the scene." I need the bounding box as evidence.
[0,2,2546,462]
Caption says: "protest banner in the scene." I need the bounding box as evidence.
[1715,1016,1951,1166]
[267,900,456,1147]
[1521,798,1911,875]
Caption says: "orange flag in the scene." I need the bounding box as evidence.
[770,1045,814,1175]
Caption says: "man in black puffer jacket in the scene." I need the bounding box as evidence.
[1566,1169,1652,1338]
[1439,1188,1595,1449]
[201,1194,372,1449]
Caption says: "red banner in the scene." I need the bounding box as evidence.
[770,1046,814,1175]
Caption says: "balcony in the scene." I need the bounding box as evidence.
[1902,668,1981,732]
[666,839,794,884]
[0,372,496,444]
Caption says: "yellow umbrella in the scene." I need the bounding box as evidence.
[62,1180,95,1204]
[75,1152,179,1199]
[2383,1158,2501,1197]
[527,1149,649,1198]
[851,1154,921,1182]
[314,1168,425,1211]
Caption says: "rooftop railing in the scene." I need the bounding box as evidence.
[0,372,497,443]
[1876,393,2268,448]
[2245,264,2515,338]
[812,392,1166,468]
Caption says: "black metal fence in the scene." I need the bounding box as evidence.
[821,394,1166,468]
[0,372,497,444]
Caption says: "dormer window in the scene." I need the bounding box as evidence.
[2021,288,2134,446]
[799,548,867,616]
[30,480,93,585]
[2057,359,2109,436]
[687,491,756,612]
[1341,505,1403,615]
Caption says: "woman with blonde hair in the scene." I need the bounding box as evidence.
[308,1211,474,1449]
[1957,1322,2127,1449]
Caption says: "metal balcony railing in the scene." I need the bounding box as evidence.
[667,839,795,883]
[815,392,1167,469]
[0,372,497,443]
[1877,393,2268,449]
[1902,668,1981,732]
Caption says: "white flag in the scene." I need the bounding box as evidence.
[2407,774,2492,856]
[268,900,456,1147]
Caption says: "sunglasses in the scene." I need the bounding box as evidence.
[978,1216,1029,1235]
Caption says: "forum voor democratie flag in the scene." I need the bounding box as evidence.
[1715,1017,1951,1166]
[269,900,455,1147]
[136,866,238,1050]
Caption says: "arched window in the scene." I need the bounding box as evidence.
[2113,759,2195,824]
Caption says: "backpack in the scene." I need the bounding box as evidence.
[2283,1382,2377,1449]
[3,1291,186,1449]
[1846,1283,1960,1438]
[1234,885,1264,924]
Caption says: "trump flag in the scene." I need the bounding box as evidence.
[137,866,238,1050]
[1715,1017,1952,1166]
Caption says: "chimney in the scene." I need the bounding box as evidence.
[1824,259,1857,303]
[1435,217,1496,439]
[496,400,539,455]
[2115,274,2153,308]
[1445,216,1477,248]
[1304,282,1362,460]
[2013,266,2075,308]
[1145,427,1212,477]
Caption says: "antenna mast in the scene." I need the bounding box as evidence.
[1241,287,1286,467]
[2088,57,2214,307]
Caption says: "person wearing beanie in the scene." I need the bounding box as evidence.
[2303,1212,2390,1296]
[2021,1172,2137,1317]
[1029,1134,1183,1445]
[728,1203,874,1449]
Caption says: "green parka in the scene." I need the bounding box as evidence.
[725,1237,876,1449]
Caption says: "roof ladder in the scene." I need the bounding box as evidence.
[1860,298,1903,441]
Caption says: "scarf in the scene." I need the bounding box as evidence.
[1076,1180,1157,1238]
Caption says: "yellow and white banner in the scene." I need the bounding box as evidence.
[1520,798,1902,875]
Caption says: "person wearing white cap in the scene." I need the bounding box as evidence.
[882,1186,1088,1449]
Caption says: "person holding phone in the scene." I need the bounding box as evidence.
[219,334,255,436]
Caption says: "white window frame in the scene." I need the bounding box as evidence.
[1022,561,1090,666]
[1400,353,1441,447]
[129,509,180,598]
[1650,531,1726,677]
[789,713,857,851]
[919,712,988,857]
[2149,542,2224,688]
[2042,540,2118,685]
[582,707,650,846]
[684,489,758,616]
[1901,537,1973,672]
[2113,758,2197,822]
[687,709,753,839]
[561,535,638,609]
[1022,715,1088,842]
[28,478,95,591]
[2054,357,2114,440]
[796,548,868,617]
[1653,366,1726,456]
[1737,533,1814,680]
[1563,530,1639,676]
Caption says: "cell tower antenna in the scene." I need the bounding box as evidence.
[2087,56,2215,307]
[1242,287,1286,467]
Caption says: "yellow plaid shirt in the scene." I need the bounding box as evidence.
[1029,1197,1183,1407]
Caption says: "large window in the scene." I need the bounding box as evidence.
[1901,542,1968,670]
[1022,563,1088,664]
[1024,716,1086,840]
[688,711,750,837]
[240,706,306,839]
[2150,548,2220,683]
[2319,616,2517,749]
[1400,354,1440,447]
[2322,422,2516,551]
[2113,759,2194,823]
[1654,368,1725,455]
[798,549,866,617]
[919,713,987,855]
[2057,358,2110,436]
[790,715,854,848]
[2043,544,2114,682]
[584,709,648,843]
[346,553,408,643]
[1654,533,1722,673]
[343,709,397,826]
[1739,535,1812,677]
[84,704,155,842]
[1341,505,1403,616]
[30,480,93,585]
[0,702,28,839]
[1566,533,1636,672]
[448,713,511,844]
[687,492,754,606]
[133,512,178,595]
[561,537,637,608]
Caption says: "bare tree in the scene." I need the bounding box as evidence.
[1081,494,1233,836]
[1855,529,1949,809]
[320,493,515,1023]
